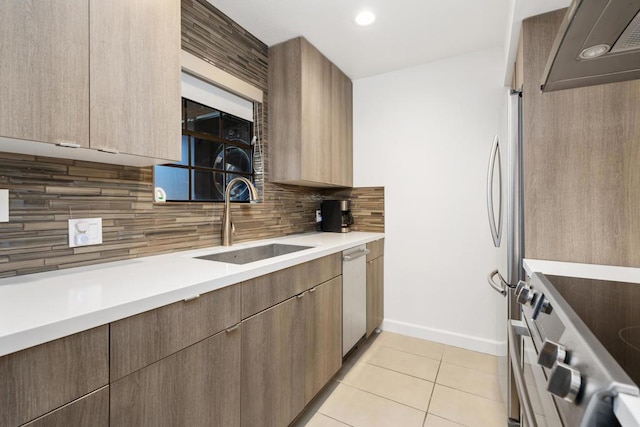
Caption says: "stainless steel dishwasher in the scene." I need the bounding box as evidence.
[342,244,369,356]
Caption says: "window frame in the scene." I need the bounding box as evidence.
[154,98,255,203]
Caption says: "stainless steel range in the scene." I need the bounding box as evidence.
[511,272,640,426]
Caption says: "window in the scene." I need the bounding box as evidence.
[154,98,254,202]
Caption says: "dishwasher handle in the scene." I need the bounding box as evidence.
[343,248,370,262]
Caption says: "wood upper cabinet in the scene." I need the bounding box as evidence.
[366,240,384,337]
[90,0,181,160]
[522,10,640,266]
[0,0,89,147]
[0,326,109,426]
[0,0,180,163]
[111,327,241,427]
[269,37,353,187]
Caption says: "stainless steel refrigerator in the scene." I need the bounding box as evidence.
[486,89,523,426]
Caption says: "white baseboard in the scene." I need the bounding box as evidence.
[381,318,507,356]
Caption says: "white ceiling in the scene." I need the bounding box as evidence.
[206,0,511,80]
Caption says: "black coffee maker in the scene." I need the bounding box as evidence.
[321,200,354,233]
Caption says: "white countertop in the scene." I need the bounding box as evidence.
[523,259,640,284]
[524,258,640,425]
[0,232,384,357]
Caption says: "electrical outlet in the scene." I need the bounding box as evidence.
[68,218,102,248]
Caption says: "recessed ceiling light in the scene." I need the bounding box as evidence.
[355,10,375,26]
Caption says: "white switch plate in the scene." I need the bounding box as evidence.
[68,218,103,248]
[0,189,8,222]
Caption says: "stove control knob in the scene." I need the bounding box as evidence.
[538,339,567,369]
[515,281,527,294]
[516,285,535,306]
[547,361,581,403]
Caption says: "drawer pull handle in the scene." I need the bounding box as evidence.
[225,323,240,333]
[297,292,307,299]
[309,287,317,293]
[183,294,200,302]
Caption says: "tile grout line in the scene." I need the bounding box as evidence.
[314,411,355,427]
[422,357,443,426]
[332,381,431,414]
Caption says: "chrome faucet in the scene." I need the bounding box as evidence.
[222,177,259,246]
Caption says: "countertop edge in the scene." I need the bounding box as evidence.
[523,259,640,284]
[0,232,384,357]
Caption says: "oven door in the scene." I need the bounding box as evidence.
[509,320,563,427]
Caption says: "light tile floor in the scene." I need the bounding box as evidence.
[293,331,506,427]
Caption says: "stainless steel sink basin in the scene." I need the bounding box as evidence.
[195,244,313,265]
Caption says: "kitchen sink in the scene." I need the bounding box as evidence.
[194,243,313,265]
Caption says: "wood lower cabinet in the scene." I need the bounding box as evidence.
[241,294,306,427]
[0,326,109,426]
[304,277,342,403]
[24,387,109,427]
[110,284,240,381]
[242,276,343,426]
[366,240,384,337]
[110,327,241,427]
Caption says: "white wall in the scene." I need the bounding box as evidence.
[353,47,507,355]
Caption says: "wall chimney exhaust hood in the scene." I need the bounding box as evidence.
[541,0,640,92]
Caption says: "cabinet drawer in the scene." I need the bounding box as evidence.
[241,253,341,318]
[110,284,241,381]
[0,326,108,427]
[23,387,109,427]
[366,239,384,261]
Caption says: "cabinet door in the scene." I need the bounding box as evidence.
[89,0,181,160]
[300,38,332,185]
[0,0,89,147]
[0,326,108,426]
[23,387,109,427]
[110,284,240,381]
[110,327,241,427]
[305,276,342,403]
[367,256,384,337]
[241,295,306,427]
[331,64,353,187]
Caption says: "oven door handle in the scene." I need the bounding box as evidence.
[509,320,538,427]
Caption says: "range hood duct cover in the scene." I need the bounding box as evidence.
[541,0,640,92]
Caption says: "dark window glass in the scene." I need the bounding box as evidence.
[154,98,254,202]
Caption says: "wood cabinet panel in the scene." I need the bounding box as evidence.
[110,284,240,381]
[523,10,640,266]
[366,239,384,262]
[304,276,342,403]
[331,64,353,187]
[241,253,341,318]
[241,296,306,427]
[300,38,332,185]
[0,0,89,147]
[367,256,384,337]
[111,328,241,427]
[268,37,353,187]
[23,387,109,427]
[0,326,108,426]
[89,0,181,160]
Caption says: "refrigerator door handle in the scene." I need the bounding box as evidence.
[486,134,503,248]
[487,269,507,296]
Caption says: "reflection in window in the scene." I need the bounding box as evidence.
[154,98,254,202]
